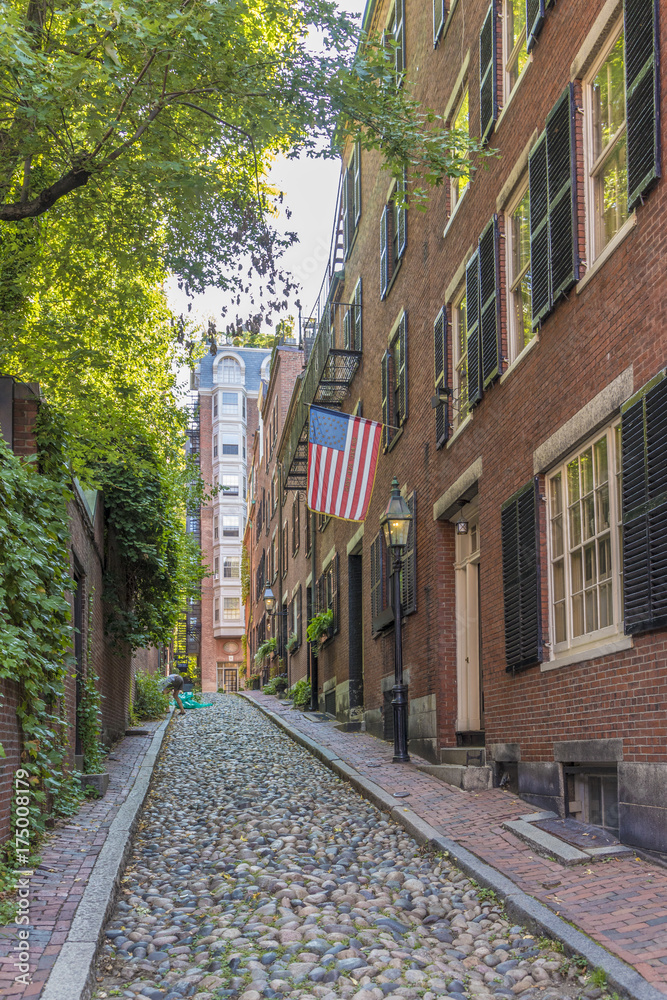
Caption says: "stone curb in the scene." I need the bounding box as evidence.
[243,693,665,1000]
[40,710,174,1000]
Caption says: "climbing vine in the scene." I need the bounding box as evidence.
[0,419,82,857]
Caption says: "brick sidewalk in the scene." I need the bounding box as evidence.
[0,721,163,1000]
[250,691,667,994]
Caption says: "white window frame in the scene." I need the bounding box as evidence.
[221,474,239,496]
[223,597,240,621]
[582,15,627,265]
[214,599,220,623]
[546,422,623,661]
[451,285,469,430]
[450,88,469,216]
[221,391,239,414]
[505,180,534,363]
[222,515,239,538]
[502,0,528,102]
[219,357,243,383]
[224,557,240,579]
[222,434,239,456]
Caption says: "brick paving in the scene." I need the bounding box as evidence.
[0,721,163,1000]
[250,691,667,994]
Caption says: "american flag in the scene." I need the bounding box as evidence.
[307,406,382,521]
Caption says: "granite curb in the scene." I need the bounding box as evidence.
[40,710,174,1000]
[242,693,665,1000]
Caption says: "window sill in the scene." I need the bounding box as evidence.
[495,55,533,133]
[540,633,633,672]
[500,333,539,383]
[576,212,637,295]
[386,425,404,453]
[446,413,472,448]
[443,185,469,239]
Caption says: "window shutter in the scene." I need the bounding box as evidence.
[397,169,407,259]
[398,313,408,425]
[342,167,349,258]
[395,0,405,79]
[434,307,449,448]
[380,205,390,299]
[621,372,667,634]
[346,167,355,257]
[465,249,483,407]
[625,0,661,209]
[381,350,390,450]
[333,553,340,634]
[526,0,546,52]
[501,480,542,671]
[433,0,446,45]
[401,491,417,615]
[529,131,549,326]
[297,584,303,647]
[479,215,501,388]
[343,307,351,350]
[370,534,379,621]
[479,2,498,144]
[546,84,579,303]
[354,278,362,351]
[353,141,362,225]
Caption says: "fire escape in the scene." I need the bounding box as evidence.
[174,399,202,672]
[283,176,362,491]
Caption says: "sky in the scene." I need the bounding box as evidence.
[168,0,367,346]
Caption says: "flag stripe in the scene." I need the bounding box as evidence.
[345,418,368,519]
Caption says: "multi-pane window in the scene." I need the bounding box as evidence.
[222,435,238,455]
[271,532,278,581]
[221,474,239,496]
[220,358,242,383]
[214,599,220,622]
[586,27,627,258]
[223,597,240,621]
[214,556,219,579]
[242,395,246,419]
[224,557,240,578]
[282,521,288,577]
[507,186,533,359]
[213,394,218,418]
[548,425,623,653]
[242,476,247,500]
[222,392,238,414]
[386,0,405,84]
[450,89,469,214]
[292,495,300,556]
[452,290,469,426]
[214,516,219,540]
[213,435,218,457]
[503,0,528,96]
[222,515,239,537]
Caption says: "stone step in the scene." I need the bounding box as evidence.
[439,746,486,767]
[416,762,493,791]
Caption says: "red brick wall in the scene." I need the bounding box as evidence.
[270,0,667,767]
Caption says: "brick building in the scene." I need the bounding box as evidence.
[195,347,272,693]
[245,0,667,856]
[0,379,157,844]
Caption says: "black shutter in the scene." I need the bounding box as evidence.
[354,278,362,352]
[381,350,390,450]
[395,0,405,79]
[333,553,340,634]
[479,2,498,144]
[465,250,483,407]
[346,167,355,257]
[370,534,380,622]
[529,131,549,326]
[434,307,449,448]
[501,480,542,671]
[380,205,390,298]
[397,169,407,259]
[297,584,303,647]
[433,0,446,45]
[342,167,350,258]
[625,0,661,209]
[401,491,417,615]
[622,372,667,634]
[526,0,546,52]
[479,215,501,388]
[546,84,579,303]
[398,313,408,425]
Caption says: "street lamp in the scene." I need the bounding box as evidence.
[380,477,412,763]
[263,584,277,615]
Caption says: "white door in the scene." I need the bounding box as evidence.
[454,517,483,733]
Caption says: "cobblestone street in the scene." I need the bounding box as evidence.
[94,697,616,1000]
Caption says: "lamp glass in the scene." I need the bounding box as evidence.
[263,585,276,614]
[380,478,412,551]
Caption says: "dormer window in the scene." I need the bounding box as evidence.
[220,357,242,383]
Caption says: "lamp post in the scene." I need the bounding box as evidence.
[380,477,413,763]
[263,584,288,685]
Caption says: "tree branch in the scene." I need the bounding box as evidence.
[0,166,90,221]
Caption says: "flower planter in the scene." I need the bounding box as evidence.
[80,772,110,796]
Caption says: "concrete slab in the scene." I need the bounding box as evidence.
[503,819,590,864]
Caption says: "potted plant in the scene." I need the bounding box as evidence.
[306,609,334,655]
[286,632,299,654]
[289,678,312,709]
[77,671,109,796]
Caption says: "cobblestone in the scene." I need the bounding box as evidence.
[93,696,617,1000]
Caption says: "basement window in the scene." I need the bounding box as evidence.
[564,763,619,837]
